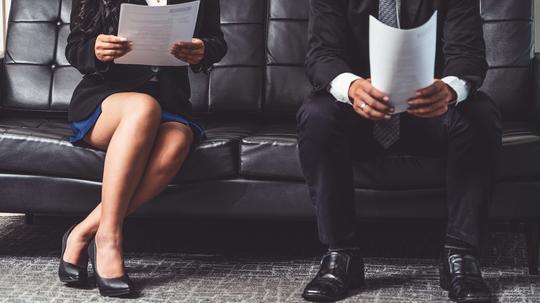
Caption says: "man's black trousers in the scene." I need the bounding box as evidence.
[296,91,502,247]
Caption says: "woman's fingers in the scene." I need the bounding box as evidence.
[99,49,129,57]
[172,38,204,49]
[95,34,132,62]
[99,55,116,62]
[98,34,129,44]
[170,39,205,64]
[174,48,205,56]
[170,47,203,64]
[97,41,132,51]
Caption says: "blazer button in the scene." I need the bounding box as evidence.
[151,66,160,73]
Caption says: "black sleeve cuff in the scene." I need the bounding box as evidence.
[189,38,215,74]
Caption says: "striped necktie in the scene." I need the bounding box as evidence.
[373,0,401,149]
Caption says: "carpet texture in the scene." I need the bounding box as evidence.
[0,216,538,303]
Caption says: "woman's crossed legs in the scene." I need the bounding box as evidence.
[63,92,194,278]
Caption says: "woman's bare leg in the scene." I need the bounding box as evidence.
[65,122,193,248]
[63,100,194,277]
[62,92,162,278]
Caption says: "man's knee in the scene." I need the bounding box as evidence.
[454,91,502,146]
[296,94,342,135]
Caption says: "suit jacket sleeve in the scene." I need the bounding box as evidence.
[192,0,228,73]
[305,0,353,92]
[65,0,110,76]
[442,0,487,90]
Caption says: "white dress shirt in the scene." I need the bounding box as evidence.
[328,73,470,106]
[146,0,168,81]
[146,0,167,6]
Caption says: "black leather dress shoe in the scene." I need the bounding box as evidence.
[58,225,88,285]
[302,250,365,302]
[439,248,492,303]
[88,239,133,297]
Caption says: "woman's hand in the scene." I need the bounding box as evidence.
[170,38,205,65]
[95,34,132,63]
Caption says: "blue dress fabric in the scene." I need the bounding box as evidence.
[69,81,205,144]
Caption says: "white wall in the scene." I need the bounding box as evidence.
[0,0,10,56]
[0,1,8,56]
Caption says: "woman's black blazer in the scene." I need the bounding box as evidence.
[66,0,227,122]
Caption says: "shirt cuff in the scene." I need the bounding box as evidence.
[328,73,362,104]
[442,76,471,104]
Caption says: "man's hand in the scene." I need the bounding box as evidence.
[407,80,457,118]
[170,38,205,65]
[349,79,394,121]
[95,34,132,62]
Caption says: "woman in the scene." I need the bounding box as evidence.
[58,0,226,297]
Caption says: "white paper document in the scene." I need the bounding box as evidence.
[369,12,437,113]
[116,1,200,66]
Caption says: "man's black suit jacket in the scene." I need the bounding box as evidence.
[305,0,487,94]
[66,0,227,122]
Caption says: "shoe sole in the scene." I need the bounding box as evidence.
[99,288,132,297]
[448,295,491,303]
[302,293,346,302]
[301,277,364,302]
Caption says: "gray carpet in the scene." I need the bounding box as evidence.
[0,216,538,303]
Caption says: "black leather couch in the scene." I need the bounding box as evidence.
[0,0,539,274]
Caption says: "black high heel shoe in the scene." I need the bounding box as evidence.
[88,238,133,297]
[58,225,88,285]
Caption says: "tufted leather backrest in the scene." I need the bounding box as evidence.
[479,0,534,121]
[0,0,535,122]
[2,0,80,115]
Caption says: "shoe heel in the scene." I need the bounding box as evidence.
[59,225,88,286]
[88,239,133,297]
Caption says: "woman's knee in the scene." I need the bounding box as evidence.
[122,94,162,127]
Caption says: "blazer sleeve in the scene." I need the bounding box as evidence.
[65,0,110,76]
[305,0,353,92]
[442,0,487,90]
[192,0,228,73]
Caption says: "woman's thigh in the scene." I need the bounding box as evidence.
[83,92,161,150]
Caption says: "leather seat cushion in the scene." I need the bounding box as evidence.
[239,122,540,188]
[0,117,257,183]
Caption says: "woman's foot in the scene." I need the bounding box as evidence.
[59,225,90,285]
[94,231,126,278]
[88,236,133,297]
[63,224,92,268]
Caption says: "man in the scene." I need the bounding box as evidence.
[297,0,502,302]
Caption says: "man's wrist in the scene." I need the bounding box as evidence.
[446,84,458,107]
[442,76,470,105]
[328,73,362,104]
[347,79,362,103]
